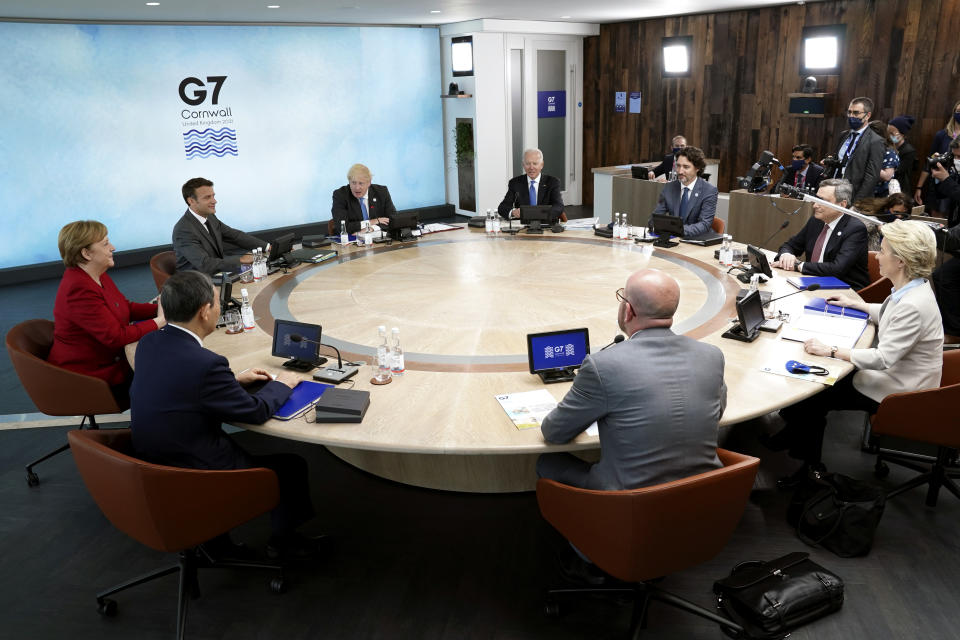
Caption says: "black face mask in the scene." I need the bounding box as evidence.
[878,210,908,224]
[672,147,682,155]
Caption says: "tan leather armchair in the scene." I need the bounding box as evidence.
[68,428,284,639]
[537,448,759,637]
[149,250,176,293]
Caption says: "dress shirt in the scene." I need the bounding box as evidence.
[189,209,211,232]
[796,215,841,271]
[168,322,203,346]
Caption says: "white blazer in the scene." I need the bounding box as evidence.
[851,280,943,403]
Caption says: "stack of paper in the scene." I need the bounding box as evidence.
[781,312,867,349]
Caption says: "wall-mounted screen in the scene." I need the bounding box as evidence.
[0,22,444,269]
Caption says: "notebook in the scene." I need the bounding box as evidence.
[803,297,869,320]
[786,276,850,290]
[273,380,332,420]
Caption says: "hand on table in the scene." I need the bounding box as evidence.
[772,253,798,271]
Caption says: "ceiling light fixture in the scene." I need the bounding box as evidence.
[267,4,280,7]
[430,10,441,13]
[145,2,159,5]
[560,15,571,19]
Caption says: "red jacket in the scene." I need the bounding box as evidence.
[47,267,159,386]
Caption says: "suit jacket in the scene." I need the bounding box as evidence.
[837,127,885,202]
[47,267,158,386]
[773,163,825,194]
[540,327,725,491]
[851,282,943,402]
[130,325,293,470]
[650,154,675,179]
[776,214,870,290]
[173,210,266,275]
[497,174,564,218]
[894,142,917,195]
[651,178,718,237]
[331,184,398,234]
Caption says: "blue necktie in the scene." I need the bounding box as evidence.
[529,180,537,206]
[679,187,690,221]
[359,197,369,221]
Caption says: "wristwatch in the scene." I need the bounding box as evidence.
[830,346,838,358]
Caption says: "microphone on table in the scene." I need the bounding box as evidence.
[761,219,791,248]
[762,283,821,307]
[598,334,625,351]
[289,334,360,383]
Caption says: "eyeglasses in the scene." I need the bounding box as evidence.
[616,287,628,303]
[846,109,865,117]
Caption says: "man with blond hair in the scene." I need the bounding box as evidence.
[331,163,398,233]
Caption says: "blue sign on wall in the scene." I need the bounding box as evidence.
[537,90,566,118]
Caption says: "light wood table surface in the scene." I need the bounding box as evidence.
[146,228,874,492]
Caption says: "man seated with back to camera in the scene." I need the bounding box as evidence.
[930,159,960,339]
[536,269,726,582]
[772,144,824,195]
[497,148,565,220]
[772,178,870,291]
[649,145,718,237]
[646,134,687,182]
[173,177,268,276]
[130,271,325,560]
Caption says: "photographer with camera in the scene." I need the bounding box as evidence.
[828,97,885,203]
[929,149,960,338]
[914,99,960,214]
[772,144,823,196]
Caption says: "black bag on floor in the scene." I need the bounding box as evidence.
[787,471,886,557]
[713,552,844,640]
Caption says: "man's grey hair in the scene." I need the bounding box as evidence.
[523,148,543,162]
[820,178,853,206]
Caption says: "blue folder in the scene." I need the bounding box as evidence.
[273,380,332,420]
[787,276,850,290]
[803,297,869,320]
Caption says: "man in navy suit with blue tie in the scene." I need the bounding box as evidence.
[650,146,718,237]
[331,163,398,233]
[497,148,565,219]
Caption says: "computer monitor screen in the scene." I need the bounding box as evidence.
[272,320,321,362]
[747,244,773,277]
[651,213,684,238]
[268,233,295,262]
[519,205,558,227]
[630,165,648,180]
[736,289,765,338]
[388,211,419,238]
[527,328,590,374]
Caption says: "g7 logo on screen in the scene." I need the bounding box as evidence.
[178,76,227,106]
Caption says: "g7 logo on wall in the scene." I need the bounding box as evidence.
[178,76,228,106]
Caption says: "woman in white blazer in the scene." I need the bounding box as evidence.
[765,219,944,487]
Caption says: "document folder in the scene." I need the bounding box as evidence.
[273,380,332,420]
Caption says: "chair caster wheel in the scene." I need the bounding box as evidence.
[97,598,118,617]
[544,599,561,617]
[269,577,286,594]
[26,471,39,487]
[874,461,890,479]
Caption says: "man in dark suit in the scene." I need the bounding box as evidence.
[831,97,885,202]
[931,161,960,337]
[773,144,824,195]
[650,145,718,237]
[331,163,398,234]
[130,271,321,558]
[172,177,268,275]
[646,134,687,182]
[773,178,870,290]
[537,268,725,491]
[497,148,564,219]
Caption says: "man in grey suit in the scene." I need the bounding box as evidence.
[831,97,885,203]
[650,146,718,237]
[536,269,725,491]
[172,177,268,275]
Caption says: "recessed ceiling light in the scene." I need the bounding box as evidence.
[267,4,280,7]
[560,15,571,19]
[145,2,159,5]
[430,9,441,13]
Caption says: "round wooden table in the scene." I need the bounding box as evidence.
[190,228,874,492]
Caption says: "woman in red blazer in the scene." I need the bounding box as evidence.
[47,220,165,405]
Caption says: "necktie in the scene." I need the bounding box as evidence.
[840,132,859,176]
[359,197,369,221]
[810,224,830,263]
[529,180,537,206]
[679,187,690,221]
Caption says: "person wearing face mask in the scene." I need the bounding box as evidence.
[914,100,960,214]
[868,120,902,197]
[866,192,913,251]
[887,115,917,196]
[829,97,885,203]
[649,145,718,237]
[772,144,824,195]
[930,155,960,338]
[646,134,687,182]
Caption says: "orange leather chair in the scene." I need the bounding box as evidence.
[858,251,893,303]
[68,428,284,640]
[537,448,759,637]
[5,319,126,486]
[870,350,960,506]
[150,250,176,293]
[711,217,726,235]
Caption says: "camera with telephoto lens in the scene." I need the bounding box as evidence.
[927,152,953,172]
[821,155,843,171]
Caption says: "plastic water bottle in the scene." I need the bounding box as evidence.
[720,234,733,266]
[390,327,405,376]
[340,220,348,245]
[375,326,392,383]
[485,209,493,234]
[257,247,266,278]
[252,249,262,281]
[619,214,629,239]
[492,210,501,234]
[613,212,621,239]
[240,288,255,331]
